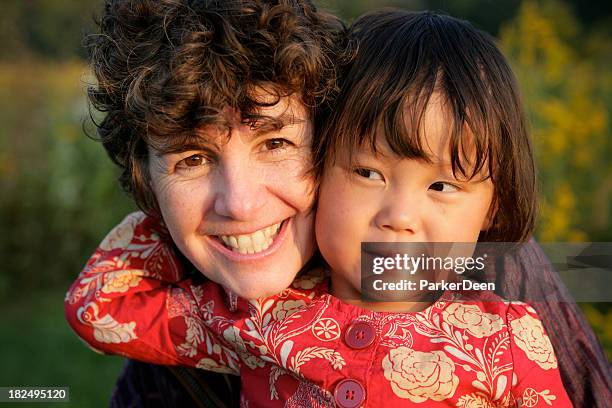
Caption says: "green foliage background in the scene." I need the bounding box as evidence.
[0,0,609,406]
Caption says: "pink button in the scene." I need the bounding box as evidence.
[334,378,366,408]
[344,321,375,349]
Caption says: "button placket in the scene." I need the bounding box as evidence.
[334,319,376,406]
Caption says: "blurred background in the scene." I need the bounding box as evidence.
[0,0,610,406]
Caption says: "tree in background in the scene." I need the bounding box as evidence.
[0,0,101,60]
[0,62,135,298]
[500,0,611,243]
[500,0,612,358]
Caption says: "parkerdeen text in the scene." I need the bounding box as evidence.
[372,279,495,291]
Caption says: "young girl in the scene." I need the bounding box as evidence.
[66,10,572,407]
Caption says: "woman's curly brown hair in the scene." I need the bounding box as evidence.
[87,0,344,215]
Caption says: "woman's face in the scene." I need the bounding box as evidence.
[148,93,316,299]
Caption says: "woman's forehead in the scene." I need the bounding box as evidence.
[147,92,311,155]
[248,85,309,117]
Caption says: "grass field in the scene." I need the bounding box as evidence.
[0,288,124,407]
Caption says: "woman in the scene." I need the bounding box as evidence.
[79,0,342,405]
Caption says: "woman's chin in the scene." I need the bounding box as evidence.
[180,214,315,300]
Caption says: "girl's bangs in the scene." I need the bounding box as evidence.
[339,70,494,182]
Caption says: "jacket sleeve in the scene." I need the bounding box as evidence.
[497,239,611,407]
[64,212,241,374]
[507,302,573,407]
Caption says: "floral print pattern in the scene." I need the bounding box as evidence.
[456,393,497,408]
[101,270,143,294]
[442,303,503,338]
[382,346,459,402]
[510,314,558,370]
[311,318,341,341]
[271,300,306,321]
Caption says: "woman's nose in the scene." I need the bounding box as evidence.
[213,162,266,221]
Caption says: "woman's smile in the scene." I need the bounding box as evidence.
[206,218,291,260]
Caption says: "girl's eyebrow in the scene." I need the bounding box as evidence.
[428,158,464,177]
[432,159,492,182]
[432,159,454,168]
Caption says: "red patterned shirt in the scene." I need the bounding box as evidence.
[65,212,572,407]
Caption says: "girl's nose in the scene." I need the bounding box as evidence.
[374,191,421,235]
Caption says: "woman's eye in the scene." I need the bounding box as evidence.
[178,154,208,168]
[264,138,290,151]
[429,181,459,192]
[354,168,384,181]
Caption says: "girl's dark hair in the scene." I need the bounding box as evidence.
[314,10,536,242]
[87,0,344,215]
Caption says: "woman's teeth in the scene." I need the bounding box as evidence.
[219,221,283,254]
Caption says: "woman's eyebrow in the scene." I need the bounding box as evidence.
[250,113,306,135]
[277,112,306,126]
[152,113,307,156]
[152,141,218,157]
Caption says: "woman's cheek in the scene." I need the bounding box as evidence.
[263,159,315,210]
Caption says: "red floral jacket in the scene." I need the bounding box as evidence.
[65,212,572,407]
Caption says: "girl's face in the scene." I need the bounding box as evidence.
[315,94,495,304]
[149,93,316,299]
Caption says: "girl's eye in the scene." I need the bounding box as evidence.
[178,154,208,168]
[429,181,459,192]
[264,138,290,151]
[354,168,385,181]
